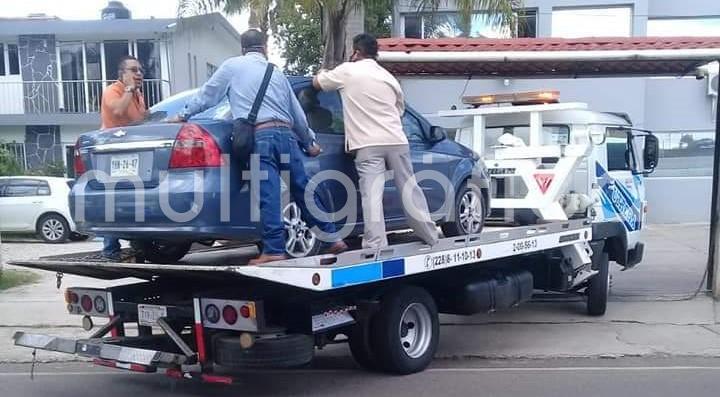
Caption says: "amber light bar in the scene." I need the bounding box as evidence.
[463,90,560,106]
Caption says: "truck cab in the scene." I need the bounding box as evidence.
[432,90,659,269]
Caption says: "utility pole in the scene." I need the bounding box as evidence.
[708,59,720,298]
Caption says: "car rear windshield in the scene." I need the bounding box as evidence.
[147,90,231,122]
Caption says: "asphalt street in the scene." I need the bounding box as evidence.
[1,358,720,397]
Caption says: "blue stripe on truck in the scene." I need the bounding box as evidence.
[331,259,406,288]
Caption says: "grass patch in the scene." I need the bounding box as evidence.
[0,270,42,291]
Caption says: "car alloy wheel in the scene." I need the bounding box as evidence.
[458,189,484,234]
[283,202,318,258]
[42,218,65,242]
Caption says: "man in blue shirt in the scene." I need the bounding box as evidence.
[171,29,347,264]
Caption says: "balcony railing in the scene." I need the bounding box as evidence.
[0,79,170,115]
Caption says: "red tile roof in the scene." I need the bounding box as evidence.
[377,37,720,77]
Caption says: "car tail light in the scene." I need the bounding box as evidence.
[73,138,86,177]
[81,295,93,312]
[64,290,79,304]
[169,124,222,169]
[222,305,238,325]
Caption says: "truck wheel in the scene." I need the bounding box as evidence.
[370,286,439,375]
[137,241,192,264]
[441,182,485,237]
[213,333,314,368]
[347,317,379,370]
[587,251,610,316]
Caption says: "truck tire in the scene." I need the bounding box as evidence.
[347,317,379,371]
[370,286,439,375]
[587,251,610,316]
[213,333,314,369]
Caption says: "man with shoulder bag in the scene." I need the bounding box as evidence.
[170,29,346,264]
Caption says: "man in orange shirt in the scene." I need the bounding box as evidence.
[100,55,147,260]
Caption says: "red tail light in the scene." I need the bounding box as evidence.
[239,305,251,318]
[81,295,93,312]
[73,138,86,177]
[169,124,223,169]
[222,305,238,325]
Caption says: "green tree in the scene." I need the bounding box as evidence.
[178,0,518,68]
[0,143,22,177]
[274,4,324,75]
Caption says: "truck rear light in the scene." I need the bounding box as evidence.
[205,304,220,323]
[65,290,79,304]
[169,124,223,169]
[239,305,251,319]
[73,138,86,177]
[81,295,93,312]
[94,296,107,313]
[222,305,238,325]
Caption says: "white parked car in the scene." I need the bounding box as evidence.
[0,176,88,243]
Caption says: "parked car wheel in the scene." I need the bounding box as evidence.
[37,213,70,243]
[441,181,485,237]
[370,286,439,374]
[69,232,91,242]
[135,241,192,264]
[283,202,321,258]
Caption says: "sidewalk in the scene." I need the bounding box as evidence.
[1,224,718,363]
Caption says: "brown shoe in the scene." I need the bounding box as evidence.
[248,254,288,266]
[321,241,349,255]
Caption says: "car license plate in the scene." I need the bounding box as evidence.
[110,153,140,178]
[137,304,167,327]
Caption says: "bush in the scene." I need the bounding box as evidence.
[25,161,67,177]
[0,144,22,176]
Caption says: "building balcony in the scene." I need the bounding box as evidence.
[0,79,169,125]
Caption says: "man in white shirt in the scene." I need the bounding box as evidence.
[313,33,439,249]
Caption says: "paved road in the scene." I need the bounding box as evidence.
[2,357,720,397]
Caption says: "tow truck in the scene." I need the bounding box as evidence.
[10,91,659,382]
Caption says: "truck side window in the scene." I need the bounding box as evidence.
[606,128,633,171]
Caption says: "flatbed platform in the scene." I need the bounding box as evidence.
[10,219,592,291]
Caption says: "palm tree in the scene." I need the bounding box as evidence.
[177,0,520,68]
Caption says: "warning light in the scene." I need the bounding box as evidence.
[534,173,554,194]
[463,90,560,106]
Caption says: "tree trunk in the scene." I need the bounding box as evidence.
[248,1,270,37]
[321,1,352,69]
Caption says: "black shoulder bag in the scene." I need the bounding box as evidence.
[231,63,275,165]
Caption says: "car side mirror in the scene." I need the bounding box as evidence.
[643,135,659,173]
[429,126,447,143]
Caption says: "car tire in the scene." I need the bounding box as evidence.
[213,333,314,369]
[441,181,485,237]
[136,241,192,264]
[587,250,610,316]
[283,201,322,258]
[69,232,90,242]
[37,214,70,243]
[370,286,439,375]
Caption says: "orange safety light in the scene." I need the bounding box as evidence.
[463,90,560,106]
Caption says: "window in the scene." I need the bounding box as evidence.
[402,112,425,142]
[147,89,230,121]
[314,90,345,135]
[2,179,49,197]
[552,7,632,38]
[651,130,714,177]
[59,42,85,112]
[207,63,218,79]
[606,128,633,171]
[8,44,19,75]
[0,44,5,76]
[136,40,160,80]
[483,125,570,152]
[647,17,720,37]
[404,9,537,39]
[104,41,129,81]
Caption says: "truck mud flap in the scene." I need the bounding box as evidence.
[13,332,191,369]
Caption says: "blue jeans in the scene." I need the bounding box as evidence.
[102,236,121,258]
[254,128,338,255]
